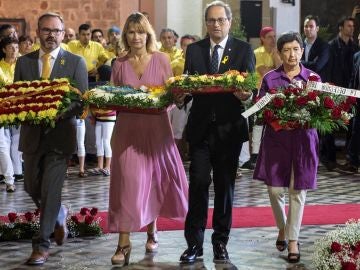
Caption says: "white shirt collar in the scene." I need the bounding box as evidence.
[210,35,229,50]
[39,47,61,59]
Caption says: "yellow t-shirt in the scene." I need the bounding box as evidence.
[254,46,275,87]
[0,59,16,84]
[159,46,183,62]
[171,55,185,76]
[67,40,109,71]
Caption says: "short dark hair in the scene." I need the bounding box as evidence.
[180,34,196,44]
[304,15,320,26]
[337,16,355,29]
[204,0,232,21]
[277,31,303,51]
[91,29,103,37]
[18,35,33,43]
[0,24,15,38]
[79,24,91,33]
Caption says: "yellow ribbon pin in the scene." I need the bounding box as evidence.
[221,55,229,64]
[60,59,65,65]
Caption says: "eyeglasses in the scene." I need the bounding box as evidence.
[40,28,64,36]
[206,17,228,26]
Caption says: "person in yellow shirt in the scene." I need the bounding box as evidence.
[67,23,109,82]
[0,37,23,192]
[159,28,182,63]
[248,26,282,170]
[254,26,282,86]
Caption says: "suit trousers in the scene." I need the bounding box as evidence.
[185,123,242,247]
[23,149,68,252]
[267,168,307,240]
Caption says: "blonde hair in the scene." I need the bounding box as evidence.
[121,12,157,53]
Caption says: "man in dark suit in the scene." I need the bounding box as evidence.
[178,0,255,264]
[14,12,88,265]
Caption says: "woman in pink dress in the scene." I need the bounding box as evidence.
[108,12,188,266]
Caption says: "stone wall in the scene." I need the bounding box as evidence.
[0,0,154,40]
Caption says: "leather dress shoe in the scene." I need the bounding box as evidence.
[179,245,203,263]
[54,205,68,245]
[26,250,49,265]
[213,242,230,263]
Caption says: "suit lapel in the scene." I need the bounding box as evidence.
[219,37,233,73]
[51,48,65,79]
[201,38,211,74]
[31,51,41,79]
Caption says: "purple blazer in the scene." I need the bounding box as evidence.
[253,64,320,190]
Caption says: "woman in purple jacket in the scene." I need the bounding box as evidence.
[253,32,320,264]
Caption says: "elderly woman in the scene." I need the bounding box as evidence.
[253,32,320,264]
[108,13,188,266]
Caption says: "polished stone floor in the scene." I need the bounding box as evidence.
[1,159,359,269]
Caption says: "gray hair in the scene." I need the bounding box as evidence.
[204,1,232,21]
[38,12,65,29]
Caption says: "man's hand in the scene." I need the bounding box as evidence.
[173,92,189,107]
[233,90,252,101]
[88,69,98,77]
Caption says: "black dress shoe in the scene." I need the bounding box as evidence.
[179,245,203,263]
[213,242,230,263]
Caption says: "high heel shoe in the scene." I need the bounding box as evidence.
[111,243,132,266]
[145,232,158,253]
[276,239,288,252]
[288,242,300,263]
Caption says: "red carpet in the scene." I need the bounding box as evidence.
[2,204,359,232]
[100,204,360,233]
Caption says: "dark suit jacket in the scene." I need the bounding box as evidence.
[14,48,88,155]
[301,37,330,82]
[183,36,255,145]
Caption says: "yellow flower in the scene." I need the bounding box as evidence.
[236,75,245,83]
[17,111,27,121]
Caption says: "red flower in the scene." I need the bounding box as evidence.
[339,102,351,112]
[331,241,342,253]
[296,96,308,106]
[263,109,274,122]
[308,74,320,81]
[90,207,98,216]
[341,261,357,270]
[84,215,94,225]
[272,97,284,108]
[346,96,357,105]
[331,107,342,119]
[307,91,318,101]
[269,88,277,94]
[8,212,18,223]
[24,212,34,222]
[80,207,89,216]
[324,96,335,109]
[71,215,80,224]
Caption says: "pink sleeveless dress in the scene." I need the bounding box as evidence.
[108,52,188,232]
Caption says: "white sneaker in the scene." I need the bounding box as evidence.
[6,184,16,193]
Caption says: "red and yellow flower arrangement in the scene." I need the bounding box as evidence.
[0,78,82,128]
[166,70,258,94]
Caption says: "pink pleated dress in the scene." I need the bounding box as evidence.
[108,52,188,232]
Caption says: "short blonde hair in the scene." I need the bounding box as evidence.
[121,12,157,53]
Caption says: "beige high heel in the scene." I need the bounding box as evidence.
[111,243,132,266]
[145,232,158,253]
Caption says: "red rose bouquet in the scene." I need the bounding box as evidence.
[313,219,360,270]
[256,78,356,134]
[67,207,102,237]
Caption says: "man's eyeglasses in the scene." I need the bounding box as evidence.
[206,17,228,26]
[40,28,64,36]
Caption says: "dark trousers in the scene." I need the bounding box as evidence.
[320,133,337,162]
[184,125,242,247]
[347,108,360,166]
[23,150,68,252]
